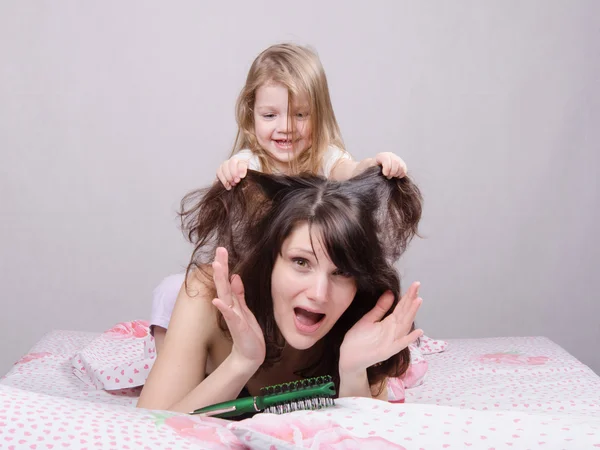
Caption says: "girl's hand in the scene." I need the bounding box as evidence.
[339,282,423,374]
[211,247,266,369]
[216,158,249,190]
[375,152,408,179]
[350,152,408,179]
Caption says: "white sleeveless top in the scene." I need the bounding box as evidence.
[234,145,351,177]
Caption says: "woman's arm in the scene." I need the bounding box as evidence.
[152,326,166,355]
[338,370,388,400]
[338,369,371,398]
[137,270,256,412]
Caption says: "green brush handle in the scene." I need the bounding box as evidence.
[190,376,336,418]
[189,396,258,418]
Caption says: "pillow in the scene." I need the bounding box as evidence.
[387,335,448,402]
[418,335,449,355]
[71,320,156,390]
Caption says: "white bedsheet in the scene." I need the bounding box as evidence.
[1,330,599,449]
[405,336,600,417]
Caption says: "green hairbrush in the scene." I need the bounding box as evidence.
[189,375,336,418]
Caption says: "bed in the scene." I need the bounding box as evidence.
[1,326,599,449]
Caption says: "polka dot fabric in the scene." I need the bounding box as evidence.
[1,330,142,407]
[0,383,243,449]
[69,321,156,391]
[2,332,599,449]
[404,336,600,418]
[232,397,600,449]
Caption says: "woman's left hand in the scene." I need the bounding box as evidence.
[339,282,423,374]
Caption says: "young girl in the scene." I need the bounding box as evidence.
[137,167,423,413]
[151,43,408,351]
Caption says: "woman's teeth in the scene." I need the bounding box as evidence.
[294,308,325,326]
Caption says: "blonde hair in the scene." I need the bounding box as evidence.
[231,43,346,174]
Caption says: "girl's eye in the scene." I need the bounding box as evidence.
[263,114,276,119]
[296,112,309,119]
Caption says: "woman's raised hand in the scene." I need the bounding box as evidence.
[211,247,266,370]
[339,282,423,374]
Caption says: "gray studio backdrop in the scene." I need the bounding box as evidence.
[1,1,598,376]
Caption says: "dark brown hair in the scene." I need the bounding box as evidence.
[180,166,423,391]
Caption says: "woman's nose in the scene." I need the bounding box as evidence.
[307,274,329,304]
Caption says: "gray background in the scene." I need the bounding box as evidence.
[1,1,598,376]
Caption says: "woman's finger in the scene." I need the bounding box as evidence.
[230,274,250,315]
[212,298,249,341]
[361,290,395,323]
[403,296,422,325]
[212,297,237,321]
[394,282,420,315]
[391,328,424,355]
[213,248,234,308]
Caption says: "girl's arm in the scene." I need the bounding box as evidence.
[330,152,407,181]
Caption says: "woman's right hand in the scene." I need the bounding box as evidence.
[216,158,248,190]
[211,247,266,370]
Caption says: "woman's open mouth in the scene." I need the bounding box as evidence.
[293,307,326,334]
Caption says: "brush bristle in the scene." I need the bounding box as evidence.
[264,397,335,414]
[261,375,335,414]
[260,375,333,396]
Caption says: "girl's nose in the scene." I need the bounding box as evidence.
[275,116,291,134]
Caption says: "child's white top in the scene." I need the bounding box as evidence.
[234,145,351,177]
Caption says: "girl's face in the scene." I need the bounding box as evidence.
[253,82,312,173]
[271,222,357,350]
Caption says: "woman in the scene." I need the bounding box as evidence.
[137,166,424,413]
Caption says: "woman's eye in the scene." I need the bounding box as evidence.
[292,258,309,268]
[333,269,352,278]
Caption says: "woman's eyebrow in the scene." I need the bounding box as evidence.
[287,247,316,256]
